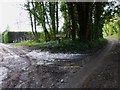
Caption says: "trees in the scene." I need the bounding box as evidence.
[67,2,76,40]
[26,1,38,40]
[25,2,50,42]
[76,2,93,41]
[102,0,120,37]
[103,17,120,36]
[25,1,120,43]
[60,2,70,38]
[25,2,60,41]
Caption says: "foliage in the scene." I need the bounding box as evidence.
[24,1,119,42]
[10,1,120,52]
[0,33,2,42]
[3,31,9,43]
[103,16,120,37]
[50,38,107,53]
[13,38,107,53]
[12,40,41,46]
[104,33,119,38]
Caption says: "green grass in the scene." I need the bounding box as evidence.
[48,38,107,53]
[12,38,107,53]
[104,33,119,39]
[12,40,40,46]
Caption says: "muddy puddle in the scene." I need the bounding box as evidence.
[27,50,86,65]
[0,45,88,88]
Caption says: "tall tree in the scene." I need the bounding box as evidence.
[49,2,56,39]
[26,2,36,39]
[41,2,50,41]
[67,2,76,40]
[76,2,92,41]
[25,2,50,41]
[56,2,59,34]
[31,1,39,40]
[60,2,70,38]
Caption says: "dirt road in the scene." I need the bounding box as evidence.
[59,38,119,88]
[0,38,119,88]
[0,43,86,88]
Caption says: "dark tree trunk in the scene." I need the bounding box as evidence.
[49,2,56,40]
[31,2,39,41]
[94,2,103,40]
[76,2,91,41]
[56,2,59,34]
[41,2,50,42]
[67,2,76,41]
[44,2,52,33]
[27,2,36,38]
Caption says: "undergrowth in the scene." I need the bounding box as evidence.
[12,38,107,53]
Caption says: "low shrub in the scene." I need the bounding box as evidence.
[3,31,9,43]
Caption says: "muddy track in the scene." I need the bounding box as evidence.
[0,38,119,88]
[0,44,31,88]
[59,38,119,88]
[0,43,87,88]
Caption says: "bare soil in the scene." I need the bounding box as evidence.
[0,38,119,88]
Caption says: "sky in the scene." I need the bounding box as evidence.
[0,0,117,34]
[0,0,64,34]
[0,0,31,33]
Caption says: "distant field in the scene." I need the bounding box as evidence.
[104,33,119,39]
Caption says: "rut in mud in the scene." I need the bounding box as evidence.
[59,38,119,88]
[0,38,119,88]
[0,43,87,88]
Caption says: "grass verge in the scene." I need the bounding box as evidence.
[11,40,40,46]
[12,38,107,53]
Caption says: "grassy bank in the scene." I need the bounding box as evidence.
[12,40,40,46]
[12,38,107,53]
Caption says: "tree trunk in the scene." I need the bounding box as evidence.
[27,2,36,39]
[31,2,39,41]
[67,2,76,41]
[94,2,103,40]
[76,2,91,41]
[56,2,59,34]
[41,2,50,42]
[49,2,56,40]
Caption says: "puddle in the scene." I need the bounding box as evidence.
[0,67,8,88]
[27,50,86,65]
[0,43,11,47]
[1,53,30,71]
[0,44,89,88]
